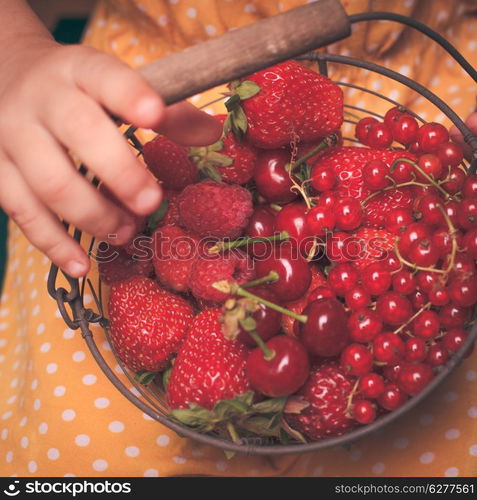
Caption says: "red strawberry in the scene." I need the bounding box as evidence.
[98,242,153,285]
[285,361,357,441]
[312,146,416,201]
[158,190,181,227]
[143,135,199,190]
[152,224,203,292]
[227,60,343,149]
[349,227,396,271]
[109,277,194,372]
[281,266,327,336]
[189,114,257,184]
[363,186,414,228]
[166,308,250,410]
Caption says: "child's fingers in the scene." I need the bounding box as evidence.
[40,88,162,216]
[0,157,90,277]
[71,47,165,130]
[449,111,477,157]
[4,126,137,245]
[157,101,223,146]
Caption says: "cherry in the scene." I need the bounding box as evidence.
[246,335,310,397]
[456,197,477,230]
[363,159,391,190]
[437,142,464,168]
[306,205,336,236]
[310,165,337,192]
[397,363,434,396]
[345,287,371,310]
[372,332,405,365]
[358,373,385,399]
[377,383,408,411]
[384,106,405,128]
[275,203,312,256]
[355,116,379,144]
[416,122,449,152]
[340,343,373,376]
[438,304,471,328]
[407,238,440,267]
[326,232,362,263]
[397,222,432,257]
[334,197,363,231]
[237,287,283,347]
[299,298,349,357]
[414,195,445,226]
[376,292,413,325]
[462,174,477,198]
[254,246,312,302]
[390,160,415,184]
[441,167,466,194]
[308,286,335,302]
[361,262,392,295]
[417,154,444,180]
[254,150,299,203]
[328,263,359,296]
[463,228,477,259]
[246,205,277,258]
[411,310,440,339]
[426,343,449,367]
[404,337,428,363]
[385,208,414,235]
[348,308,383,343]
[441,328,467,353]
[391,114,419,145]
[353,400,377,424]
[366,123,393,149]
[392,270,416,295]
[449,278,477,307]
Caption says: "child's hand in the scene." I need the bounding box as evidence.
[449,110,477,159]
[0,42,221,277]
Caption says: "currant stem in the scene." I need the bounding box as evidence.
[361,180,430,207]
[345,378,360,418]
[241,271,280,289]
[234,286,308,323]
[393,301,432,335]
[394,242,447,275]
[438,204,458,274]
[209,231,289,254]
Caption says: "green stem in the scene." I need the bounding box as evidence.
[235,286,308,323]
[226,422,241,444]
[209,231,289,254]
[244,328,275,360]
[241,271,280,289]
[289,133,339,171]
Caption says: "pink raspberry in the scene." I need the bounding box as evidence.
[177,180,253,238]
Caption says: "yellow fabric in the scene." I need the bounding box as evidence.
[1,0,477,477]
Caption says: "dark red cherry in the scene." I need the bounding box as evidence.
[275,203,312,256]
[299,298,349,357]
[246,205,277,258]
[246,335,310,397]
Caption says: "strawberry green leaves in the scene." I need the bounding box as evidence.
[224,80,261,139]
[189,141,234,182]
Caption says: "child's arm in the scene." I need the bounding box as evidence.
[0,0,221,277]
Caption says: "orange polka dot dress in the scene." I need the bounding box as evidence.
[1,0,477,477]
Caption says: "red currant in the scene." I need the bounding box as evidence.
[417,122,449,152]
[366,123,393,149]
[397,362,434,396]
[363,159,391,190]
[373,332,405,365]
[327,263,359,296]
[361,262,392,295]
[377,383,408,411]
[392,270,416,295]
[306,205,336,236]
[390,160,415,183]
[417,154,444,180]
[441,167,466,194]
[412,310,440,339]
[345,287,371,310]
[462,174,477,199]
[355,116,379,144]
[438,304,471,328]
[398,222,432,257]
[353,400,377,424]
[358,373,385,399]
[384,106,405,128]
[404,337,428,363]
[340,343,373,376]
[441,328,467,353]
[391,114,419,145]
[376,292,413,325]
[348,308,383,343]
[308,286,335,302]
[457,197,477,230]
[310,165,337,192]
[385,208,414,235]
[410,289,429,309]
[449,278,477,307]
[335,197,364,231]
[426,343,449,367]
[407,238,440,267]
[437,142,464,168]
[463,229,477,259]
[414,195,445,227]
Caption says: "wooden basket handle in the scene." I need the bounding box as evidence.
[138,0,350,105]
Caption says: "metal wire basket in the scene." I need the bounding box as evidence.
[48,12,477,456]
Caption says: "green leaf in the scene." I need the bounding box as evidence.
[223,115,233,137]
[147,200,169,232]
[232,106,248,134]
[252,396,287,414]
[214,399,250,420]
[235,81,261,100]
[203,165,223,182]
[171,406,216,430]
[240,416,280,437]
[208,140,224,152]
[134,370,158,386]
[224,93,241,112]
[162,365,173,389]
[207,152,234,167]
[280,419,307,443]
[234,391,255,407]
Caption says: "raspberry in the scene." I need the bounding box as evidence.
[177,180,253,239]
[188,251,255,303]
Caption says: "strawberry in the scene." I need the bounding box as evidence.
[363,186,414,228]
[189,114,257,184]
[348,227,396,271]
[152,224,203,292]
[226,60,343,149]
[281,266,327,336]
[285,361,357,441]
[109,277,194,372]
[98,242,153,285]
[312,146,416,201]
[143,135,199,190]
[166,308,250,410]
[157,189,181,227]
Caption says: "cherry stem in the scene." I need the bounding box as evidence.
[233,285,308,323]
[209,231,289,254]
[242,325,275,360]
[241,271,280,289]
[290,133,339,171]
[393,301,432,335]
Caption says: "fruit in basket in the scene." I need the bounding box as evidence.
[108,277,194,372]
